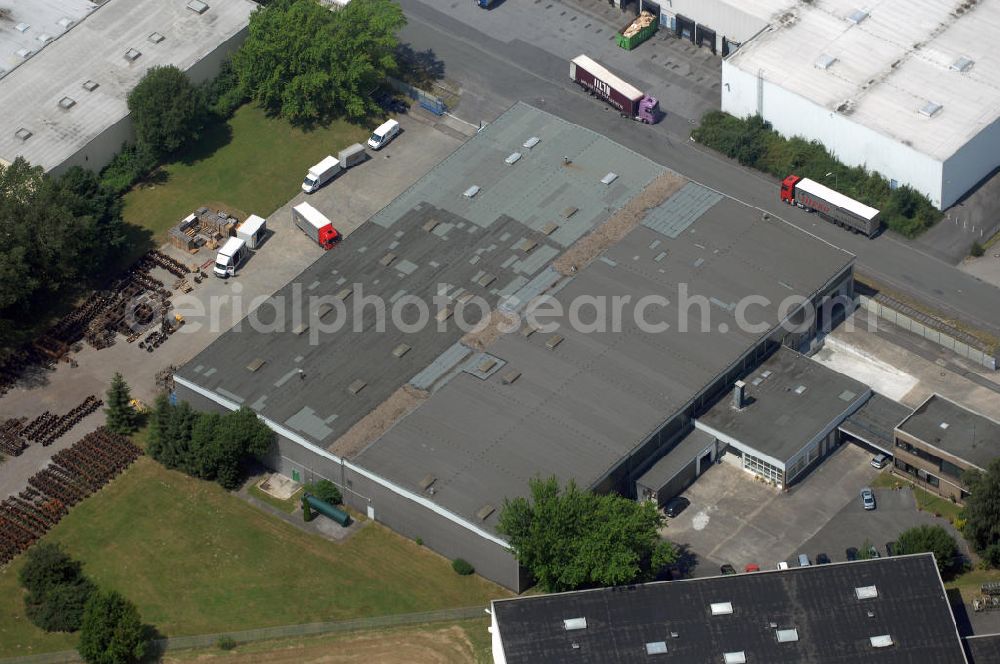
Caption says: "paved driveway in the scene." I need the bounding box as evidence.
[663,444,880,575]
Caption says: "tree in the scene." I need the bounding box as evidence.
[104,373,136,435]
[896,525,959,573]
[963,460,1000,557]
[305,479,342,505]
[232,0,406,125]
[147,396,196,470]
[497,477,677,592]
[127,65,206,156]
[19,544,95,632]
[78,590,148,664]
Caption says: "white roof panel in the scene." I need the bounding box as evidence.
[727,0,1000,160]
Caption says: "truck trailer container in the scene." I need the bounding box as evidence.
[569,55,659,124]
[338,143,367,168]
[302,155,341,194]
[616,11,658,50]
[292,202,339,250]
[780,175,881,237]
[236,214,266,249]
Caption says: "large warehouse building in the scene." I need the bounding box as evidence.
[174,104,857,591]
[0,0,255,175]
[719,0,1000,209]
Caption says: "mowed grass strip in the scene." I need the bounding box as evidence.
[0,458,509,655]
[122,105,370,239]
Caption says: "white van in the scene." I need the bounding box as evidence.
[367,119,400,151]
[214,237,249,278]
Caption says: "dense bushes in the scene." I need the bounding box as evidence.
[98,143,158,195]
[19,544,96,632]
[896,525,960,573]
[452,558,475,576]
[691,111,942,237]
[305,479,342,505]
[78,590,149,664]
[147,397,276,490]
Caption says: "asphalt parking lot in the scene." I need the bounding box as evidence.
[663,444,881,575]
[0,110,470,499]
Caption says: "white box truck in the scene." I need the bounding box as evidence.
[302,155,342,194]
[236,214,266,249]
[367,119,400,150]
[292,202,339,250]
[214,237,249,278]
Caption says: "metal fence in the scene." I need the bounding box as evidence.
[859,294,997,371]
[0,606,487,664]
[387,76,447,116]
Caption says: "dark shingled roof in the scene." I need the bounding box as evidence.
[491,554,966,664]
[965,634,1000,664]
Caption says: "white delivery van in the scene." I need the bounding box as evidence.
[367,119,400,150]
[302,155,342,193]
[214,237,249,278]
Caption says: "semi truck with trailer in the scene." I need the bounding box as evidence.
[780,174,881,237]
[292,202,339,250]
[569,55,659,124]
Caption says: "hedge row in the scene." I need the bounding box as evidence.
[691,112,941,238]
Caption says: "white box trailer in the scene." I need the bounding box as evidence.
[338,143,367,168]
[236,214,266,249]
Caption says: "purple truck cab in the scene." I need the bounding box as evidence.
[637,95,659,124]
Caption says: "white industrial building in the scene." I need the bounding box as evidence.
[0,0,257,176]
[641,0,1000,210]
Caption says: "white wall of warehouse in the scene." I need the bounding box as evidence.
[653,0,767,45]
[942,113,1000,209]
[721,60,950,209]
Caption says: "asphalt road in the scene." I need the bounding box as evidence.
[397,0,1000,338]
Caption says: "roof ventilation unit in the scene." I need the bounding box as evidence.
[124,48,142,62]
[601,172,619,185]
[794,385,807,395]
[82,79,99,91]
[815,53,837,70]
[476,504,496,521]
[348,379,367,395]
[711,602,734,616]
[15,128,32,141]
[855,585,878,600]
[15,48,32,59]
[723,652,747,664]
[15,22,30,33]
[187,0,210,14]
[563,617,587,631]
[847,8,869,24]
[522,136,540,149]
[950,56,974,72]
[246,358,266,372]
[940,421,950,429]
[58,96,76,109]
[36,34,52,44]
[463,185,481,198]
[419,474,436,491]
[505,152,522,165]
[148,32,165,44]
[58,17,75,30]
[392,343,411,358]
[870,635,893,648]
[919,101,943,117]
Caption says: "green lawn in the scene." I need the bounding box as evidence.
[247,482,304,514]
[0,458,509,657]
[122,105,370,241]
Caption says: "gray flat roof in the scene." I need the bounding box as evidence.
[636,429,717,492]
[357,198,853,529]
[697,347,869,466]
[492,554,966,664]
[839,393,912,453]
[0,0,257,171]
[0,0,96,77]
[176,103,666,446]
[896,394,1000,470]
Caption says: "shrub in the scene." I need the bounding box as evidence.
[415,537,423,546]
[971,241,986,257]
[99,143,157,195]
[897,525,960,573]
[983,543,1000,568]
[78,590,148,664]
[305,479,342,505]
[217,636,237,651]
[452,558,475,576]
[19,544,95,633]
[302,496,314,522]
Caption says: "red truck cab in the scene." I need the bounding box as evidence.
[780,174,802,204]
[318,225,339,250]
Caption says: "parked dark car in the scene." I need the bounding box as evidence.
[720,564,737,576]
[846,547,859,561]
[816,553,831,565]
[664,496,690,518]
[885,541,897,557]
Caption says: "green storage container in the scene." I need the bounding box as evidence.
[616,19,658,51]
[304,493,352,526]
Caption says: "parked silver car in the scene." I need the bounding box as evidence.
[861,487,876,510]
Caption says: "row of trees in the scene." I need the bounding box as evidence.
[20,544,148,664]
[963,460,1000,566]
[147,397,275,490]
[497,477,677,592]
[690,112,942,237]
[0,160,124,328]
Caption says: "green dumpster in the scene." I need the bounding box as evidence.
[616,12,658,51]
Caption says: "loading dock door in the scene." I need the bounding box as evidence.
[696,25,717,54]
[675,14,695,43]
